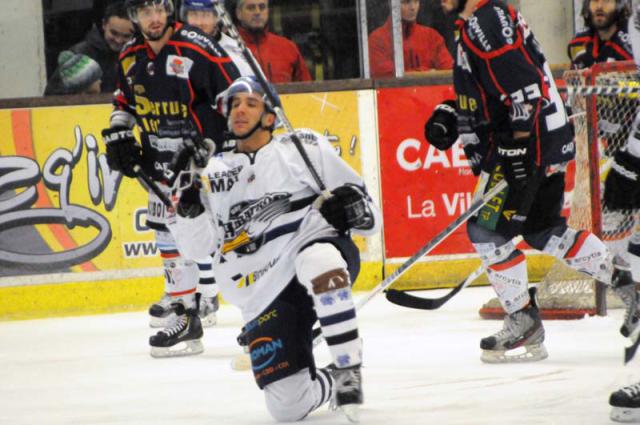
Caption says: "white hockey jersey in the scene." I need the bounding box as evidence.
[219,32,255,77]
[168,129,381,321]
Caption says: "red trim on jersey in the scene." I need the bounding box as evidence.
[489,252,526,271]
[119,44,147,60]
[592,33,600,58]
[167,40,234,83]
[169,288,197,296]
[570,36,591,45]
[161,251,180,259]
[461,25,523,60]
[609,42,633,59]
[564,231,590,260]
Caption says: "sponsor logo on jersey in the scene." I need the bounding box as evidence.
[494,6,515,44]
[207,166,243,192]
[250,337,284,371]
[468,16,492,51]
[509,102,533,123]
[179,29,224,56]
[166,55,193,79]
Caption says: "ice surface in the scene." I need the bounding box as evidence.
[0,286,634,425]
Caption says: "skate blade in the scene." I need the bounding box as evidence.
[230,352,251,371]
[611,406,640,422]
[481,343,548,364]
[340,405,360,423]
[149,313,177,328]
[150,340,204,358]
[199,313,217,328]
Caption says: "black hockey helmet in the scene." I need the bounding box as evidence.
[125,0,174,23]
[581,0,630,30]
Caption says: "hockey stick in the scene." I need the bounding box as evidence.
[133,164,173,208]
[384,236,524,310]
[562,85,640,97]
[231,179,508,370]
[211,3,331,198]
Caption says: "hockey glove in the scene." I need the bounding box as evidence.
[424,100,458,151]
[604,149,640,210]
[101,126,142,178]
[319,184,374,234]
[496,133,533,190]
[176,182,205,218]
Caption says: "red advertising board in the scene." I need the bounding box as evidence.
[378,85,477,258]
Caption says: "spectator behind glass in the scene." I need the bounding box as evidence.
[567,0,632,69]
[68,1,134,93]
[44,51,103,95]
[368,0,453,78]
[235,0,312,83]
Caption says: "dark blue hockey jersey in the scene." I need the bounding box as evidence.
[112,22,240,180]
[453,0,575,175]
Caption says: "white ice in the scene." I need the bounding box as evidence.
[0,285,635,425]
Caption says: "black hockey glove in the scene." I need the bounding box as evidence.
[496,133,534,190]
[101,126,142,178]
[424,100,458,151]
[604,149,640,210]
[176,182,205,218]
[319,184,374,234]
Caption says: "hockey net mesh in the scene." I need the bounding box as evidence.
[480,61,639,319]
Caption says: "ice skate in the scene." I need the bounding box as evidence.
[196,292,219,328]
[327,365,363,423]
[480,289,547,363]
[611,264,640,338]
[610,382,640,422]
[149,304,204,358]
[148,293,177,328]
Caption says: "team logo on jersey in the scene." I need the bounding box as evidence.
[509,102,533,123]
[146,62,155,76]
[222,193,292,253]
[166,55,193,79]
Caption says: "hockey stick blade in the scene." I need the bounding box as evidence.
[385,264,486,310]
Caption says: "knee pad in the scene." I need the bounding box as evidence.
[473,240,529,314]
[467,221,510,246]
[295,243,350,296]
[543,228,611,283]
[156,230,198,297]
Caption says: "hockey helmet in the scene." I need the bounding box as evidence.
[582,0,630,30]
[180,0,219,21]
[218,76,281,119]
[125,0,175,23]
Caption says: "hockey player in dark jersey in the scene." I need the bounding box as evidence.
[101,0,240,357]
[426,0,640,363]
[568,0,632,69]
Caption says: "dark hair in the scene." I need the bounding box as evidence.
[582,0,630,31]
[103,1,130,22]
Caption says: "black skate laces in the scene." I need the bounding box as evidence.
[621,382,640,398]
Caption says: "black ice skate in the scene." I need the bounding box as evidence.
[327,365,363,423]
[148,293,177,328]
[610,381,640,422]
[480,288,548,363]
[149,304,204,358]
[196,292,219,328]
[611,266,640,338]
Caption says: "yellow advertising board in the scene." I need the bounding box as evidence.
[0,90,378,319]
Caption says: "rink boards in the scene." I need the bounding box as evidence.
[0,87,553,319]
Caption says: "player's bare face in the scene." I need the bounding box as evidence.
[589,0,617,30]
[401,0,420,23]
[230,93,265,137]
[237,0,268,31]
[137,5,169,41]
[441,0,459,15]
[186,10,219,36]
[102,16,134,52]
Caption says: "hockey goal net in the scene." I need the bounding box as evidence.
[479,60,640,320]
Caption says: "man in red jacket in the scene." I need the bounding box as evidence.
[235,0,312,83]
[369,0,453,78]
